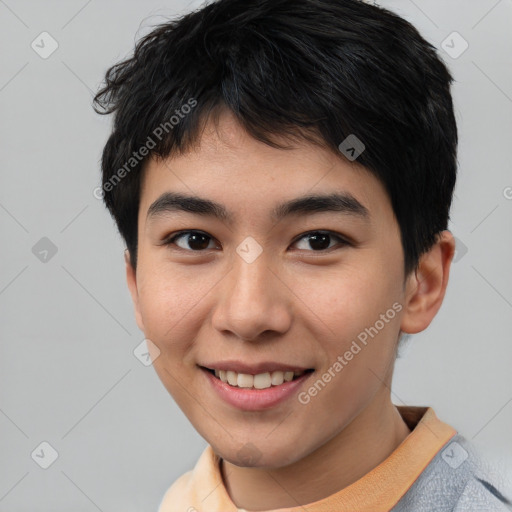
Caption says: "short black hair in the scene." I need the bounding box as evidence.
[93,0,458,278]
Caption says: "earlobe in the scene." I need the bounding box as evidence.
[124,250,145,333]
[400,230,456,335]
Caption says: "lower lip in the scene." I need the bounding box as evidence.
[200,367,314,411]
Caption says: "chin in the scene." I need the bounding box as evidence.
[215,439,305,469]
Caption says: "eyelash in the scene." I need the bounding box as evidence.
[161,230,352,253]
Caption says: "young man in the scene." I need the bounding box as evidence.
[93,0,511,510]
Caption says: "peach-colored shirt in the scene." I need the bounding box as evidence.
[158,406,457,512]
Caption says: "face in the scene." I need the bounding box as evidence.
[126,110,417,468]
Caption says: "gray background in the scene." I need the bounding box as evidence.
[1,0,511,510]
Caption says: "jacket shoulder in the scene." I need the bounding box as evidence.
[392,434,512,511]
[454,476,512,511]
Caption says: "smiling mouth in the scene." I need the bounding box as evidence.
[201,366,314,389]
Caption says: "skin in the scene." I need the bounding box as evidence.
[125,109,456,510]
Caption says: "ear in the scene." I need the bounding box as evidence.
[125,249,145,333]
[400,230,456,334]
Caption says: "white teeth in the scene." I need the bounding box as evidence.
[227,370,237,386]
[284,371,294,382]
[237,373,253,388]
[209,368,307,389]
[271,371,284,386]
[253,372,271,389]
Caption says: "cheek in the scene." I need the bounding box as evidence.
[136,272,189,347]
[303,266,401,373]
[300,265,389,335]
[136,266,217,356]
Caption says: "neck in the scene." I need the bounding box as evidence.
[220,392,412,511]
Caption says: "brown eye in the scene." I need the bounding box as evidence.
[162,229,350,254]
[292,231,350,252]
[164,231,216,251]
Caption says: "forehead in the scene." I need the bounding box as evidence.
[138,111,393,228]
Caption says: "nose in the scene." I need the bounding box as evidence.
[211,252,292,342]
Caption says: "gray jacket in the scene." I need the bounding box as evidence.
[391,433,512,511]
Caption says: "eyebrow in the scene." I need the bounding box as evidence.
[146,191,371,225]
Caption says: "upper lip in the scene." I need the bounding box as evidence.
[200,360,313,375]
